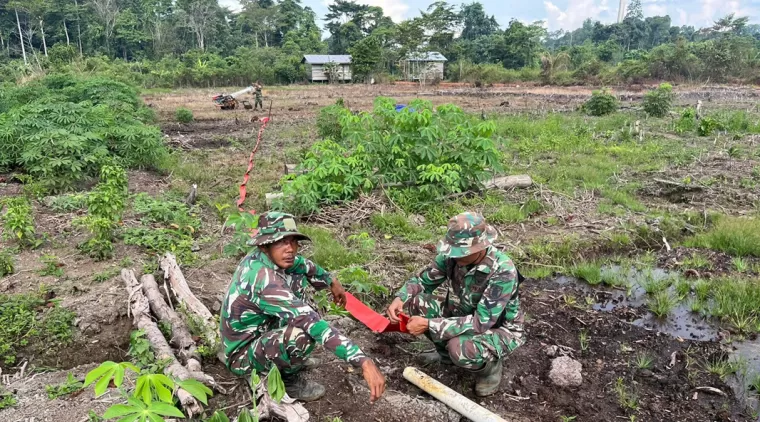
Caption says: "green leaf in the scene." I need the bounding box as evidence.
[237,408,257,422]
[115,414,141,422]
[103,404,139,418]
[148,402,185,418]
[267,366,285,404]
[207,410,231,422]
[176,379,212,405]
[94,370,113,397]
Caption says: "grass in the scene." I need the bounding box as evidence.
[45,373,83,399]
[300,226,372,270]
[633,352,654,370]
[0,290,76,365]
[685,217,760,257]
[733,257,749,272]
[571,262,602,285]
[682,253,712,270]
[38,254,64,277]
[647,291,677,318]
[640,271,671,294]
[705,357,744,381]
[93,267,120,283]
[370,212,435,242]
[579,329,589,352]
[709,277,760,334]
[614,377,639,412]
[601,188,647,212]
[483,198,544,225]
[600,267,628,288]
[0,389,16,410]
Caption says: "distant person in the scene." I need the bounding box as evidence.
[220,212,386,403]
[386,211,525,397]
[253,81,263,110]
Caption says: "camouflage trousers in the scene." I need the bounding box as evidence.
[404,292,525,370]
[228,325,315,376]
[254,95,263,109]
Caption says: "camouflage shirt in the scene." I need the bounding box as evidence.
[221,248,369,373]
[396,246,522,342]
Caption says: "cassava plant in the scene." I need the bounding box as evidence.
[281,97,503,214]
[1,197,41,248]
[80,165,128,260]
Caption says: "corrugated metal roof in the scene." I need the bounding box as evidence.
[302,54,352,64]
[404,51,448,62]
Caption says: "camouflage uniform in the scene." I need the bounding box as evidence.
[220,212,369,376]
[253,84,263,110]
[396,212,525,370]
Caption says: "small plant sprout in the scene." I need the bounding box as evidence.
[705,357,743,381]
[634,352,654,370]
[39,255,64,277]
[614,377,639,411]
[689,299,705,314]
[675,278,692,300]
[694,279,712,301]
[733,257,748,273]
[579,329,590,352]
[559,416,577,422]
[641,271,670,295]
[648,291,676,318]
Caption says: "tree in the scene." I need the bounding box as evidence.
[90,0,119,52]
[492,20,546,69]
[625,0,643,21]
[177,0,218,50]
[349,35,381,82]
[460,2,498,40]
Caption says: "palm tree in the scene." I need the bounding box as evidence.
[540,51,570,82]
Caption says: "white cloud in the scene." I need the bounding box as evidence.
[321,0,409,22]
[219,0,242,12]
[544,0,612,31]
[644,4,668,17]
[680,0,758,28]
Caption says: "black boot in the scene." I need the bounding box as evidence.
[473,360,503,397]
[283,374,326,402]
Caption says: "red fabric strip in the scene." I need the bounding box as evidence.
[345,292,408,333]
[237,117,270,213]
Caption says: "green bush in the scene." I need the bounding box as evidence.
[282,98,504,214]
[175,107,194,123]
[643,83,674,118]
[697,117,724,136]
[675,107,697,133]
[316,99,346,141]
[0,74,166,191]
[0,252,14,277]
[582,88,618,116]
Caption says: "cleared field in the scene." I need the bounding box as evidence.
[1,82,760,421]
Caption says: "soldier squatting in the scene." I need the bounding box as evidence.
[220,211,524,403]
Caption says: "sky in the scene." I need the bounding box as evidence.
[218,0,760,32]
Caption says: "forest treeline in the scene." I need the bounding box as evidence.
[1,0,760,87]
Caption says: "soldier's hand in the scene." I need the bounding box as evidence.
[361,359,386,403]
[386,297,404,323]
[330,278,346,307]
[407,316,429,336]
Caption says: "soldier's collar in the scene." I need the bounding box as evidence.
[473,247,497,273]
[253,248,278,270]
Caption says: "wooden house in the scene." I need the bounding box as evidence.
[302,55,352,82]
[400,52,447,81]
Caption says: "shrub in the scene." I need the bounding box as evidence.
[316,99,346,141]
[282,98,504,214]
[697,117,723,137]
[0,252,14,277]
[675,107,697,133]
[643,83,674,118]
[175,107,194,123]
[582,88,618,116]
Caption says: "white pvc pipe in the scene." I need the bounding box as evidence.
[403,367,508,422]
[230,86,253,98]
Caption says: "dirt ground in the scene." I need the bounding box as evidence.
[2,83,760,422]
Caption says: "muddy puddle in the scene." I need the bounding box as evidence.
[554,266,760,416]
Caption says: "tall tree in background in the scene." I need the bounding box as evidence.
[90,0,119,52]
[460,2,498,40]
[493,19,546,69]
[420,1,459,55]
[349,34,380,82]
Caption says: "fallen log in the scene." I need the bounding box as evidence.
[483,175,532,190]
[122,269,204,417]
[159,253,219,350]
[141,274,200,364]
